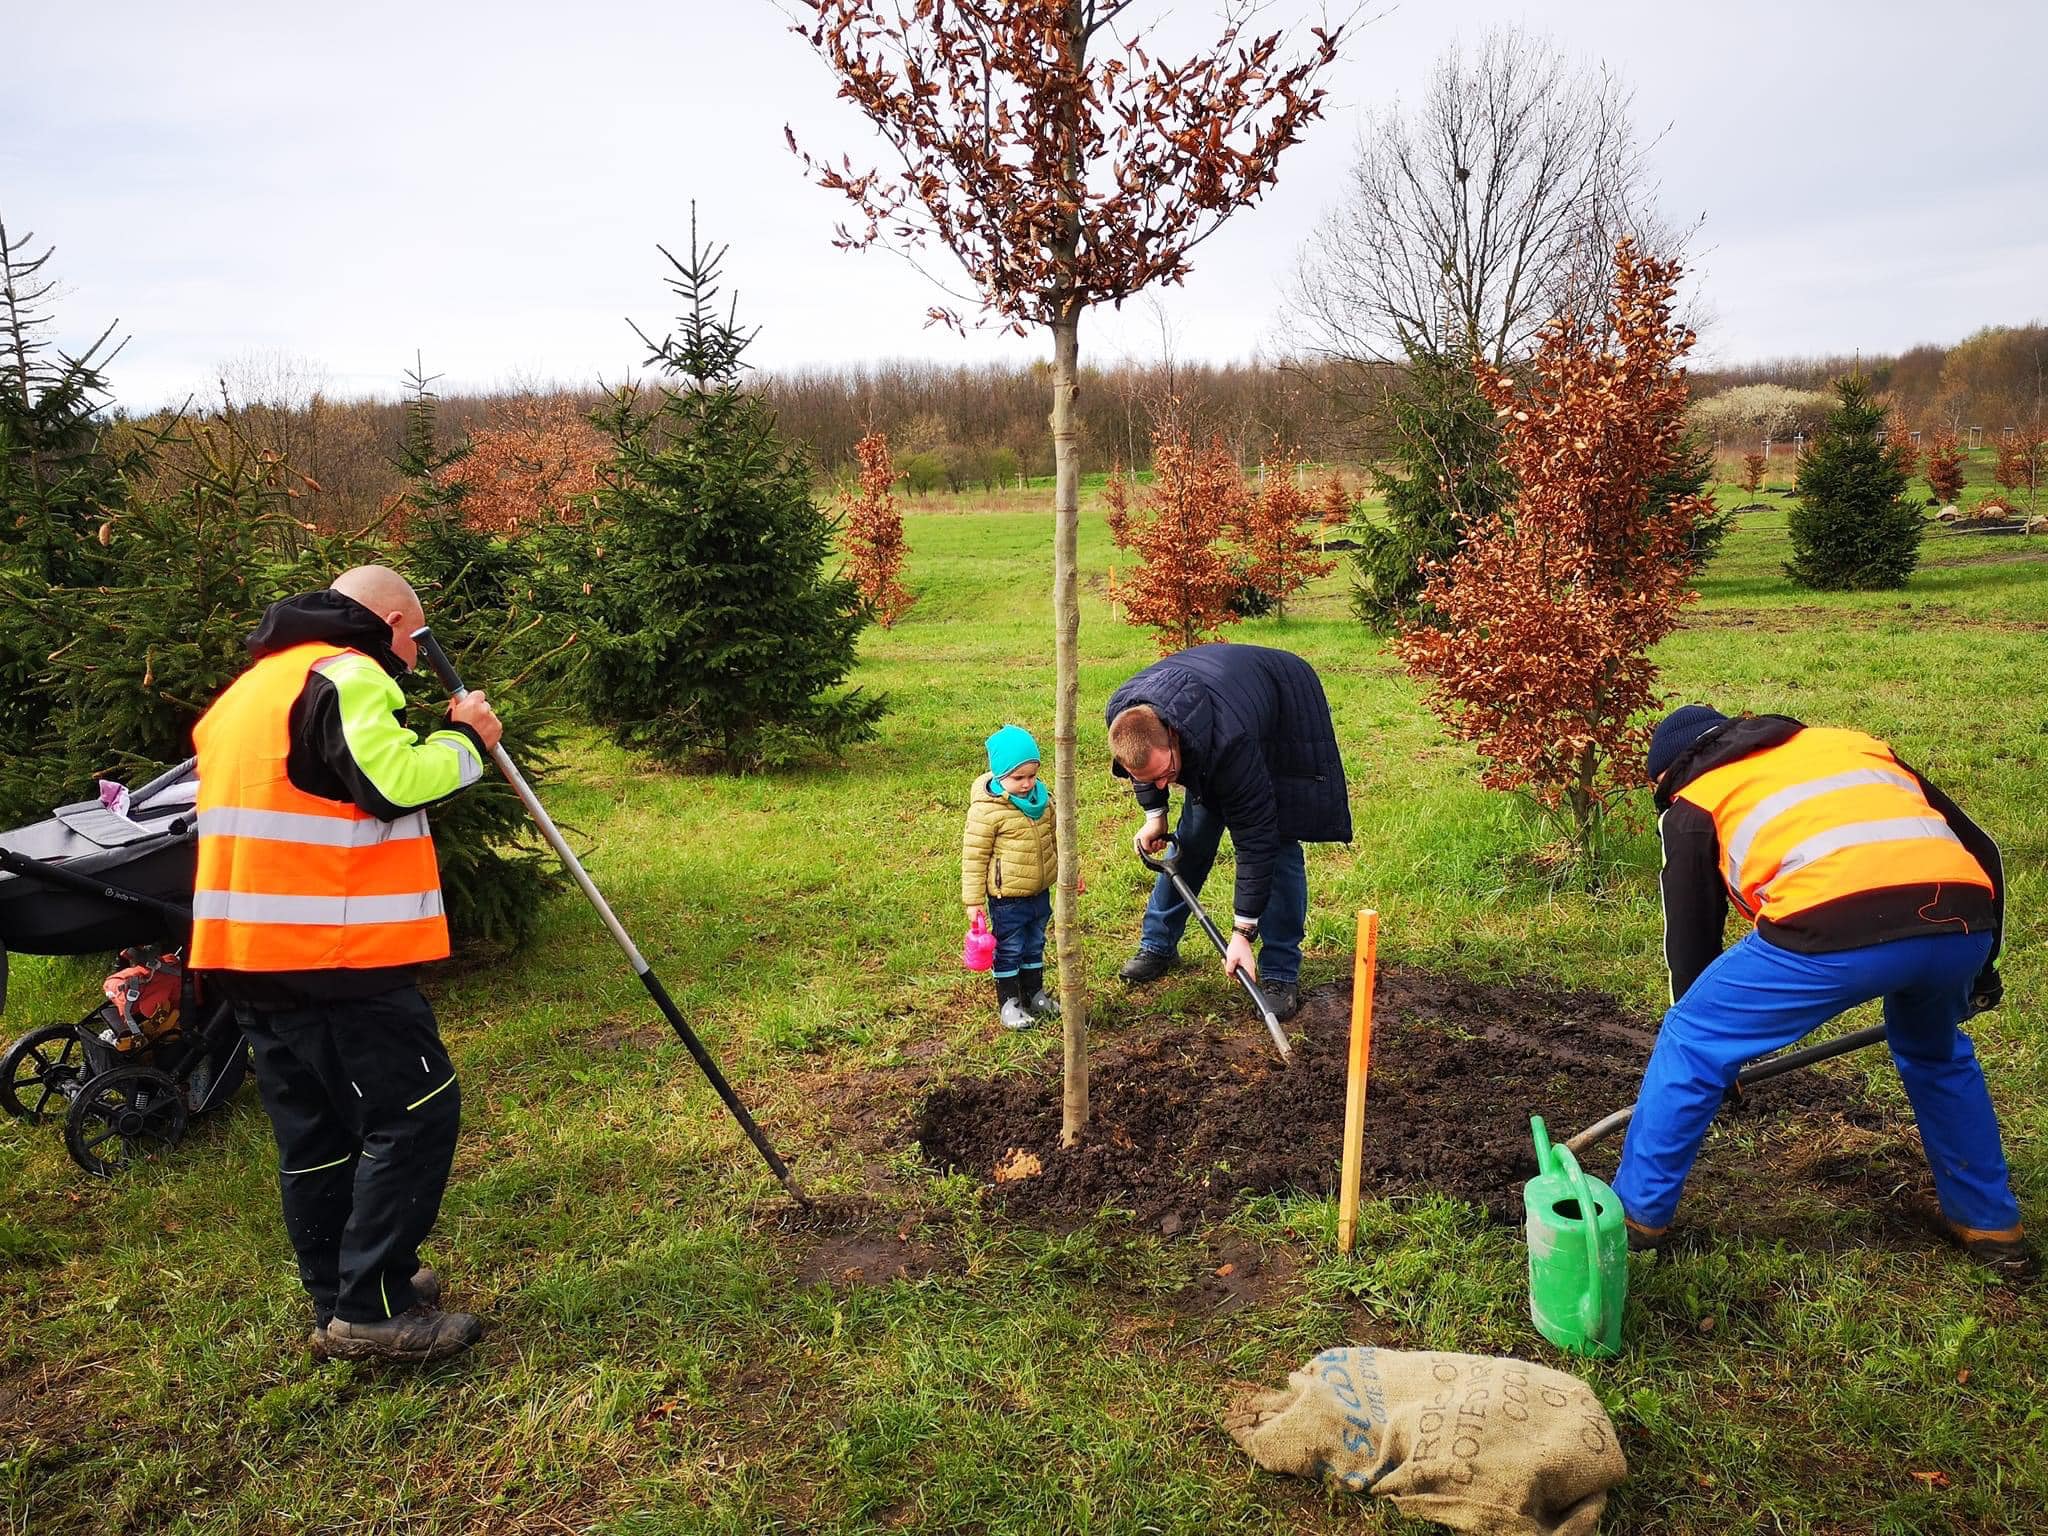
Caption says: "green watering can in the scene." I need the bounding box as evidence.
[1525,1115,1626,1358]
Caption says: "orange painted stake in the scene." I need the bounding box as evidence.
[1337,908,1380,1257]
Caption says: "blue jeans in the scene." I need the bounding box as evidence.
[1137,799,1309,985]
[1613,930,2017,1233]
[990,890,1052,980]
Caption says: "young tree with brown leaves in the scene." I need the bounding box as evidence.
[840,430,913,625]
[1316,471,1353,527]
[1885,411,1919,476]
[1925,425,1965,505]
[1397,239,1712,863]
[1993,426,2044,511]
[1109,425,1244,653]
[1739,451,1768,498]
[1238,448,1334,619]
[441,396,607,534]
[793,0,1343,1141]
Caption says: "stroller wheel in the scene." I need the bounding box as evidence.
[63,1066,188,1178]
[1,1024,87,1122]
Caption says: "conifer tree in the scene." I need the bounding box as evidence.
[390,364,570,947]
[1924,426,1964,506]
[567,214,882,769]
[1786,375,1922,590]
[0,215,145,820]
[1108,423,1243,654]
[1353,344,1513,630]
[839,430,912,625]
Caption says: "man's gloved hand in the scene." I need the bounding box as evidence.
[1970,962,2002,1015]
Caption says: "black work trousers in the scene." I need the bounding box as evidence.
[236,985,461,1324]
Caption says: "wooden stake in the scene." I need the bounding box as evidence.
[1337,909,1380,1257]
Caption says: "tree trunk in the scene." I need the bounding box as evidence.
[1051,302,1088,1146]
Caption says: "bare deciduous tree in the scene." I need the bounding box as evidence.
[1292,25,1667,371]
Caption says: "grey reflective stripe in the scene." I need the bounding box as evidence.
[198,807,431,847]
[1765,816,1963,892]
[190,889,445,925]
[442,733,485,787]
[1723,768,1918,888]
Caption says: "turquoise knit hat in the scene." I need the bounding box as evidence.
[985,724,1041,780]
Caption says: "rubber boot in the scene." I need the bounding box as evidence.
[1021,966,1060,1019]
[996,974,1034,1031]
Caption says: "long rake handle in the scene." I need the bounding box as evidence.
[411,626,809,1206]
[1563,1022,1890,1155]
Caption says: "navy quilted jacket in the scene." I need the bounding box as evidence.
[1105,644,1351,918]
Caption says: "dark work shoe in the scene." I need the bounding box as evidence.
[309,1265,442,1355]
[323,1304,483,1363]
[1118,949,1178,984]
[1259,982,1301,1022]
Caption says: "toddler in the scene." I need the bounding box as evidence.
[962,724,1060,1029]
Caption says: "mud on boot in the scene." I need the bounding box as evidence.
[323,1303,482,1363]
[309,1265,443,1355]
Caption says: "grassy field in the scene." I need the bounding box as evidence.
[2,475,2043,1534]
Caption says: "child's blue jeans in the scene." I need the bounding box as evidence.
[1613,929,2017,1234]
[990,890,1052,981]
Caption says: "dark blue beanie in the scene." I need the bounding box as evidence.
[1647,705,1729,783]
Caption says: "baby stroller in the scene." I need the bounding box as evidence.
[0,759,250,1176]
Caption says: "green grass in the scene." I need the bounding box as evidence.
[3,486,2044,1533]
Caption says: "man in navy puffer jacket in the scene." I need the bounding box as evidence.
[1105,644,1352,1021]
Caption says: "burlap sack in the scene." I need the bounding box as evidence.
[1223,1348,1625,1536]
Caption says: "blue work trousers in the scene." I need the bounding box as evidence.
[1612,930,2018,1234]
[1137,799,1309,985]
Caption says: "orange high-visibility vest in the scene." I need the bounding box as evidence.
[1673,727,1992,926]
[189,642,449,971]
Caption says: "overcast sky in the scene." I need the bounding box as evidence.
[4,1,2043,408]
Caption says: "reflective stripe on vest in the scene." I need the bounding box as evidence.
[1675,727,1992,925]
[190,641,450,971]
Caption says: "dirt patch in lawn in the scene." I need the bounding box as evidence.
[914,966,1892,1231]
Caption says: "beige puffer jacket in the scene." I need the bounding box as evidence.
[961,773,1058,906]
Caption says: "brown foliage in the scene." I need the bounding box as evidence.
[440,396,606,533]
[1992,426,2045,507]
[1236,448,1334,618]
[1924,426,1965,505]
[1109,425,1245,654]
[1316,471,1353,527]
[840,431,913,625]
[1884,411,1918,476]
[792,1,1342,332]
[1395,239,1713,854]
[1740,451,1768,496]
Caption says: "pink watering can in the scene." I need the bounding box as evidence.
[962,910,995,971]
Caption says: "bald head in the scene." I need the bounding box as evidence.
[331,565,425,668]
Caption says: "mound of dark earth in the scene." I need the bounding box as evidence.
[914,966,1889,1229]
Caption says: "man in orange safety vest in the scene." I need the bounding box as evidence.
[1615,705,2028,1277]
[192,565,502,1360]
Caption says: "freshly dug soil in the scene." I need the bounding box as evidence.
[915,966,1889,1229]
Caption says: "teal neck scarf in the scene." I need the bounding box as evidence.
[998,777,1049,820]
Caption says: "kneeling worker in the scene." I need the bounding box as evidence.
[1616,704,2029,1275]
[192,565,502,1360]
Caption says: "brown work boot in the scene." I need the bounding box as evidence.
[1624,1217,1671,1253]
[307,1266,443,1355]
[1946,1222,2037,1280]
[323,1303,483,1363]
